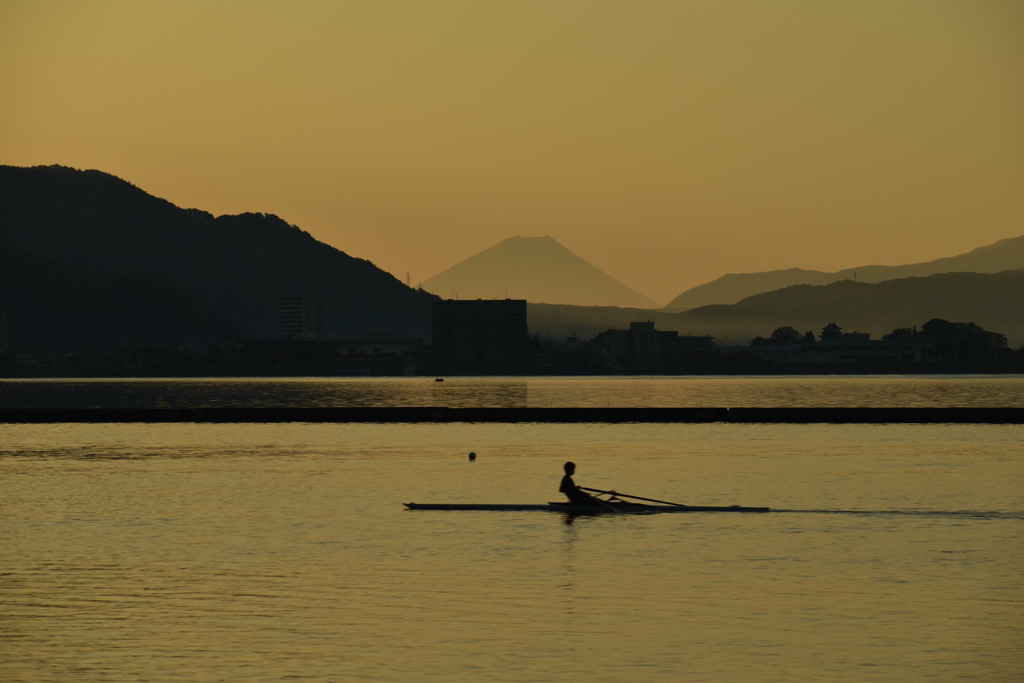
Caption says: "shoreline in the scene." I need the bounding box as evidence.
[3,406,1022,424]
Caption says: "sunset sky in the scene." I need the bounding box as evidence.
[3,1,1022,304]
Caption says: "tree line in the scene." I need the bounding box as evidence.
[753,318,1009,363]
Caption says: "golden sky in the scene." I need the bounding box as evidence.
[3,1,1022,304]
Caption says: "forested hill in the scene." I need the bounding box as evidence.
[0,165,435,348]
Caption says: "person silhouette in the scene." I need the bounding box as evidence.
[559,461,607,505]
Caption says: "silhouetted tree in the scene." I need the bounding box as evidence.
[914,319,1007,362]
[883,327,918,342]
[802,330,815,343]
[770,326,804,343]
[956,323,1007,360]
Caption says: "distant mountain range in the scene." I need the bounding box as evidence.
[4,164,1020,353]
[664,234,1024,310]
[0,165,435,348]
[530,270,1024,346]
[422,236,658,308]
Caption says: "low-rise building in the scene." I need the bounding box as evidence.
[591,321,715,370]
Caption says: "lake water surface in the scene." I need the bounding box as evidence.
[2,377,1022,681]
[3,374,1024,409]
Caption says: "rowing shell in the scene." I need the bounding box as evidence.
[404,502,769,513]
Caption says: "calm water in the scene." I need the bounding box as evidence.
[3,374,1024,408]
[2,378,1023,682]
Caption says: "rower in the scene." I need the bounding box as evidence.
[559,461,610,505]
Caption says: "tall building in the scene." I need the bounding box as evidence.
[280,294,323,340]
[431,299,528,371]
[0,306,7,353]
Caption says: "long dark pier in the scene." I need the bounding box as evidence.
[1,407,1022,424]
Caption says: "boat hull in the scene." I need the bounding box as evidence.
[404,502,769,513]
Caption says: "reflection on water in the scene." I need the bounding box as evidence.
[774,508,1024,520]
[1,421,1022,682]
[2,374,1024,408]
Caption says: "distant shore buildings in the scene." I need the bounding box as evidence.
[591,321,714,370]
[5,292,1019,376]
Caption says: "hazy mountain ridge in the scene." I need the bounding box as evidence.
[422,236,657,308]
[665,235,1024,310]
[528,271,1024,345]
[677,270,1024,344]
[5,164,1019,353]
[0,165,435,348]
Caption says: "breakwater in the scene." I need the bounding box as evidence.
[1,407,1022,424]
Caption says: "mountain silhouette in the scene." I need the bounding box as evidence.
[0,165,435,349]
[528,271,1024,345]
[422,236,657,308]
[664,234,1024,310]
[0,241,245,348]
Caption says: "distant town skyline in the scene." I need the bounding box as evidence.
[3,1,1022,303]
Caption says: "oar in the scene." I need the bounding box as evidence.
[581,487,688,508]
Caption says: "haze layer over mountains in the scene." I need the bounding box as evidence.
[665,236,1024,310]
[528,270,1024,346]
[424,220,1024,345]
[425,233,1024,315]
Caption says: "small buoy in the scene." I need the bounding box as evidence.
[468,452,476,461]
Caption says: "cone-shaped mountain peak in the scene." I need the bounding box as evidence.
[422,236,657,308]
